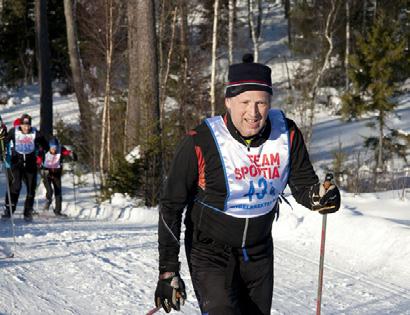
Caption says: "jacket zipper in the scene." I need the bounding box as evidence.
[241,218,249,262]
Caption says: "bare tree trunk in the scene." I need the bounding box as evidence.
[283,55,292,90]
[256,0,262,39]
[64,0,91,139]
[100,0,114,189]
[178,0,189,134]
[362,0,367,32]
[135,0,161,206]
[210,0,219,116]
[284,0,290,18]
[345,0,350,90]
[160,7,178,130]
[373,0,377,20]
[305,0,339,147]
[125,0,140,153]
[377,110,384,170]
[228,0,235,65]
[21,6,34,86]
[285,0,291,46]
[35,0,53,138]
[248,0,259,62]
[158,0,166,99]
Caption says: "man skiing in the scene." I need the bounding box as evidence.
[39,137,76,216]
[154,54,341,315]
[1,113,48,221]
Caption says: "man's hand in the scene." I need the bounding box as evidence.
[154,272,186,313]
[311,182,341,214]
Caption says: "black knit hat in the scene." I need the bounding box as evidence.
[20,113,32,125]
[225,54,272,97]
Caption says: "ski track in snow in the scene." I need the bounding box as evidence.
[273,245,410,315]
[1,219,409,315]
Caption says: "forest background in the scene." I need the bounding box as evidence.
[0,0,409,206]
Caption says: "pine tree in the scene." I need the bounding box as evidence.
[342,12,407,170]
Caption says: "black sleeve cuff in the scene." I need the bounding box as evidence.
[159,261,181,274]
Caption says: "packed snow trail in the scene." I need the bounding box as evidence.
[1,216,409,314]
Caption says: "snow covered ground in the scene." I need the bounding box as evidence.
[1,2,409,314]
[0,86,409,314]
[0,181,409,314]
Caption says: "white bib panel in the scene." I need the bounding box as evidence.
[15,129,36,154]
[206,109,290,218]
[44,152,61,169]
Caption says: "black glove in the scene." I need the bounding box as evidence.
[154,272,186,313]
[310,183,341,214]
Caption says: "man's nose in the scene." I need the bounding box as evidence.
[247,103,259,116]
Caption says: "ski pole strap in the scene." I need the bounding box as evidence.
[278,193,292,209]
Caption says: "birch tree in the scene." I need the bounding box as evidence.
[345,0,350,90]
[228,0,235,65]
[305,0,341,147]
[99,0,114,189]
[178,0,189,134]
[125,0,140,153]
[159,7,178,130]
[210,0,219,116]
[64,0,91,141]
[248,0,259,62]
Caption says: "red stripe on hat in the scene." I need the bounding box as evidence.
[226,80,270,86]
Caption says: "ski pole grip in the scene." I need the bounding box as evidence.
[323,173,334,191]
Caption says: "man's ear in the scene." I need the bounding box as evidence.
[225,98,231,111]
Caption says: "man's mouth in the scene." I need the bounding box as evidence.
[244,118,260,128]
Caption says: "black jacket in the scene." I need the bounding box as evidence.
[3,127,48,170]
[158,112,319,273]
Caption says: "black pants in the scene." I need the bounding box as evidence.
[4,166,37,215]
[42,173,62,213]
[185,231,274,315]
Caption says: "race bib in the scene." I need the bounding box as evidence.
[44,152,61,169]
[15,130,36,154]
[205,109,290,218]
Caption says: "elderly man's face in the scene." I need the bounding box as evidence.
[225,90,271,137]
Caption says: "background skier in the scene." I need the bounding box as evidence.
[154,54,341,314]
[38,137,76,216]
[1,113,48,221]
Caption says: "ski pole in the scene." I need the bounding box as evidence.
[145,307,160,315]
[316,212,327,315]
[316,173,333,315]
[71,162,77,213]
[0,138,17,258]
